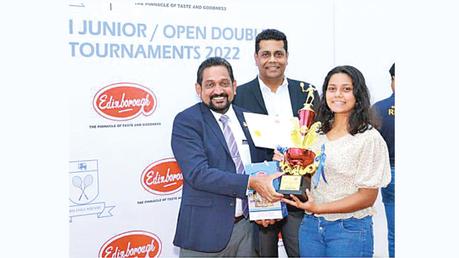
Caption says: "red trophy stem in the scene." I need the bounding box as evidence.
[298,108,315,136]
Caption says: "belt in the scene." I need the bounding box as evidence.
[234,215,244,224]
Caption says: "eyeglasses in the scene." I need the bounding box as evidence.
[202,80,232,90]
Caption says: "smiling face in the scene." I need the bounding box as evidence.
[325,72,356,116]
[254,40,288,82]
[195,65,237,114]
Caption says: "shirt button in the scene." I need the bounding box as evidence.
[230,202,234,206]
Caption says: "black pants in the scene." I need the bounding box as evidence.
[256,210,303,257]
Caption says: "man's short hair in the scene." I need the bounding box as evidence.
[255,29,288,54]
[196,57,234,85]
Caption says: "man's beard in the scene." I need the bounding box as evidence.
[204,93,231,114]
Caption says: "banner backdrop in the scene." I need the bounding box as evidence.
[68,1,389,257]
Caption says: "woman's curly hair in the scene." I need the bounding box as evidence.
[316,65,375,135]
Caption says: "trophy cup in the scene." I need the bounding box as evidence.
[278,84,321,202]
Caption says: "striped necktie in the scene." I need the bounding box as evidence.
[219,114,249,217]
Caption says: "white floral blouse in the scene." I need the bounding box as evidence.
[309,128,391,221]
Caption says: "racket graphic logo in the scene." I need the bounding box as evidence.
[69,169,99,205]
[72,175,94,201]
[69,160,114,221]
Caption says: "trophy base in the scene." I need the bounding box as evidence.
[278,174,311,202]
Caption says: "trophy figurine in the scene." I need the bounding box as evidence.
[278,84,321,202]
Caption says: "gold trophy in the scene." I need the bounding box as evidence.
[278,83,321,202]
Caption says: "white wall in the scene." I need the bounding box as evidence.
[334,0,395,103]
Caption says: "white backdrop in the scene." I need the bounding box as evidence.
[68,1,393,257]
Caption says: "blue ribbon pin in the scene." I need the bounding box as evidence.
[312,144,327,188]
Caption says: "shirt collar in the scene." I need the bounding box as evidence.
[209,104,237,125]
[258,76,288,93]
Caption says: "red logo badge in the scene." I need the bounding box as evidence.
[99,230,162,258]
[141,158,183,195]
[93,82,157,121]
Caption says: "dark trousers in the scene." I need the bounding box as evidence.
[180,218,255,257]
[381,166,395,258]
[256,210,303,257]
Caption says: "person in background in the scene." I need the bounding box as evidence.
[233,28,319,258]
[282,65,391,257]
[171,56,283,257]
[372,63,395,257]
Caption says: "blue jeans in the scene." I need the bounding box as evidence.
[299,214,374,257]
[381,166,395,257]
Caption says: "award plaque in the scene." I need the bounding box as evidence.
[279,174,311,202]
[278,83,321,202]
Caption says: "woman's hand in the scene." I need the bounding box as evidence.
[272,149,284,162]
[282,189,319,213]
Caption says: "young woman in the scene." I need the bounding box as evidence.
[282,65,391,257]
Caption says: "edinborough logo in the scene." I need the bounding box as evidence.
[141,158,183,195]
[99,230,162,258]
[93,82,157,121]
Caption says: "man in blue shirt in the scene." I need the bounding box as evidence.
[372,63,395,257]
